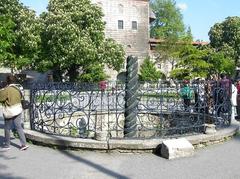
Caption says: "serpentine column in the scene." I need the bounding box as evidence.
[124,56,139,138]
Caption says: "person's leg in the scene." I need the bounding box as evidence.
[11,122,18,137]
[195,93,199,111]
[237,97,240,118]
[183,99,187,110]
[183,99,190,111]
[13,114,27,147]
[4,119,13,147]
[231,106,237,121]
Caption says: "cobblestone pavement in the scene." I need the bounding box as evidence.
[0,120,240,179]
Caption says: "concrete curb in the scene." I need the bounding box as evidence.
[24,121,239,152]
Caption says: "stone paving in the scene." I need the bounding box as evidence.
[0,119,240,179]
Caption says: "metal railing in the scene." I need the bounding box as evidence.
[29,80,231,139]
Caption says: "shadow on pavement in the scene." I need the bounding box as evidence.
[59,149,129,179]
[0,125,24,179]
[0,150,22,179]
[0,142,23,179]
[0,124,21,149]
[35,133,129,179]
[0,162,24,178]
[0,174,24,179]
[232,120,240,141]
[232,134,240,141]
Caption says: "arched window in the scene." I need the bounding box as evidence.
[118,4,124,14]
[132,5,138,16]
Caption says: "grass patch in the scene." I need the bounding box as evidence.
[140,92,180,99]
[36,94,71,103]
[234,131,240,136]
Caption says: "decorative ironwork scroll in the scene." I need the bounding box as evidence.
[29,79,231,139]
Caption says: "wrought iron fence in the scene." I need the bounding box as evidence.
[29,80,231,139]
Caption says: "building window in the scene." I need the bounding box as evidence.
[118,20,124,29]
[132,6,138,15]
[132,21,138,30]
[118,4,124,14]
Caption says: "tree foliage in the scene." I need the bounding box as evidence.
[0,0,21,16]
[15,8,42,69]
[209,16,240,66]
[0,0,125,82]
[170,45,210,79]
[150,0,185,39]
[0,15,15,68]
[199,46,234,76]
[39,0,125,82]
[0,0,41,71]
[139,57,165,81]
[77,64,107,82]
[150,0,192,68]
[170,45,235,79]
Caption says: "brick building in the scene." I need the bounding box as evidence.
[92,0,151,59]
[92,0,209,79]
[91,0,153,79]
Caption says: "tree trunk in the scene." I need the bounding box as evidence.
[53,67,62,82]
[68,65,79,82]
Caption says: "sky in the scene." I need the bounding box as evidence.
[19,0,240,42]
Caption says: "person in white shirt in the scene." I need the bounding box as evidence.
[231,81,237,121]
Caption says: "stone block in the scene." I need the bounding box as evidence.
[161,138,194,159]
[95,131,108,141]
[204,124,217,134]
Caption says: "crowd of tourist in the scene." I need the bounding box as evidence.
[179,73,240,121]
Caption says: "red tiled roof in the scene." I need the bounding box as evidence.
[149,38,209,45]
[192,41,209,45]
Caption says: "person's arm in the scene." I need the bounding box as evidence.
[179,87,184,98]
[0,88,7,102]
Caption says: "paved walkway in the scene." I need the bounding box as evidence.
[0,121,240,179]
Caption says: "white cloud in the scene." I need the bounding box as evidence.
[177,3,188,11]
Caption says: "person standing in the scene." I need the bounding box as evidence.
[231,80,237,121]
[193,78,205,112]
[179,80,193,111]
[0,74,29,151]
[214,73,231,117]
[236,79,240,119]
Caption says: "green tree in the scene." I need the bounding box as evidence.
[150,0,192,69]
[14,8,42,70]
[139,57,165,81]
[170,45,211,79]
[150,0,185,39]
[201,46,235,76]
[0,15,16,68]
[170,45,235,79]
[0,0,21,16]
[77,64,107,82]
[39,0,125,82]
[209,16,240,66]
[0,0,41,71]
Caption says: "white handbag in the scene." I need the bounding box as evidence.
[2,103,23,119]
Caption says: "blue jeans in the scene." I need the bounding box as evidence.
[4,113,27,147]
